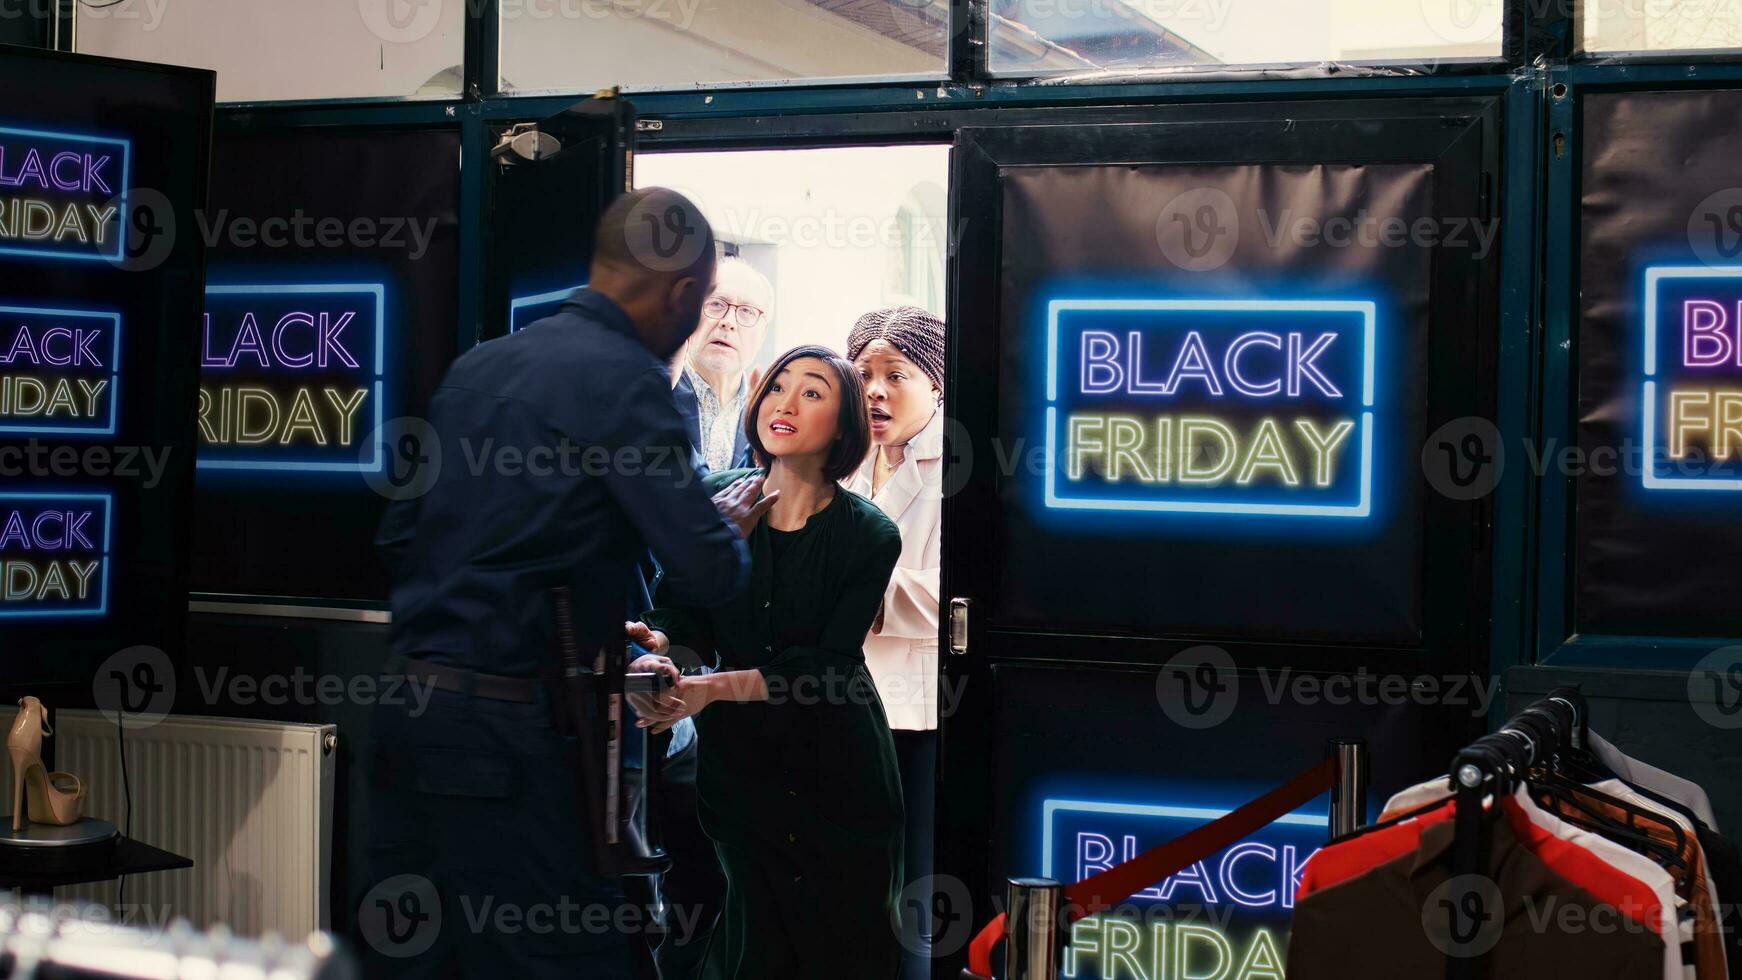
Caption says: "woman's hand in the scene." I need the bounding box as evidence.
[626,652,684,722]
[639,675,716,734]
[625,621,670,656]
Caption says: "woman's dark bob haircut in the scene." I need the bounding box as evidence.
[743,344,870,484]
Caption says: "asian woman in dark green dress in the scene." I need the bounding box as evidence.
[627,345,906,980]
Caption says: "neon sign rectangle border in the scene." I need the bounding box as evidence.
[1040,797,1329,884]
[0,490,113,619]
[198,283,387,474]
[1044,298,1376,517]
[0,305,122,437]
[1641,265,1742,491]
[509,283,585,333]
[0,125,131,264]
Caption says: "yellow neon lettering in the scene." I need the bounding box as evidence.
[1671,390,1711,459]
[1293,418,1355,486]
[1179,417,1237,484]
[1235,418,1300,486]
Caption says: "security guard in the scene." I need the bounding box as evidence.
[364,189,775,979]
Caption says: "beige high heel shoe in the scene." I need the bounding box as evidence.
[7,697,85,831]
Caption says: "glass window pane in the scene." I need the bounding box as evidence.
[1582,0,1742,53]
[76,0,463,102]
[989,0,1503,76]
[498,0,948,94]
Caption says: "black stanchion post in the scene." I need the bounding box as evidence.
[1328,738,1370,838]
[1005,877,1063,980]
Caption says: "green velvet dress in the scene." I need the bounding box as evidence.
[643,469,907,980]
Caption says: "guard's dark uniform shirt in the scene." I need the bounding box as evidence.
[379,288,750,675]
[363,289,749,980]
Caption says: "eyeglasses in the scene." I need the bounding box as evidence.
[702,298,765,328]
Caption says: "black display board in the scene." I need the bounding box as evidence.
[1576,89,1742,637]
[985,663,1455,978]
[996,164,1436,643]
[0,48,212,681]
[190,127,460,603]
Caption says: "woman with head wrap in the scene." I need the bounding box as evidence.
[842,306,946,980]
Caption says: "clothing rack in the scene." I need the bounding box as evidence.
[1444,686,1590,980]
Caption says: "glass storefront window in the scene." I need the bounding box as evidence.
[76,0,463,102]
[1581,0,1742,54]
[988,0,1503,76]
[498,0,949,94]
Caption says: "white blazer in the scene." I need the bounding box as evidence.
[845,408,943,731]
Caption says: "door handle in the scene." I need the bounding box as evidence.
[948,597,970,655]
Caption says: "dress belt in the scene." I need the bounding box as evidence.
[393,654,543,703]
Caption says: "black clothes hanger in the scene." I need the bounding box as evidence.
[1527,779,1686,870]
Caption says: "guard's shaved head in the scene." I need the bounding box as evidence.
[588,188,718,359]
[592,188,716,282]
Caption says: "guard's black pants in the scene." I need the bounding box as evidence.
[361,687,637,979]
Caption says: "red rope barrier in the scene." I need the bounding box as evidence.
[965,756,1341,978]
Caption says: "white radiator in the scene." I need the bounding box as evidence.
[2,709,336,940]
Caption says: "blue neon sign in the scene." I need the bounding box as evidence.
[1045,298,1376,519]
[0,125,130,263]
[198,283,386,474]
[1641,265,1742,491]
[0,304,121,437]
[0,491,112,619]
[1043,796,1325,980]
[510,283,584,333]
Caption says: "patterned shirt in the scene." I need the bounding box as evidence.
[684,364,747,473]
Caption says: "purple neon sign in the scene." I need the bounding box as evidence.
[0,493,112,619]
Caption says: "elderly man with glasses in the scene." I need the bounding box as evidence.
[671,256,771,472]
